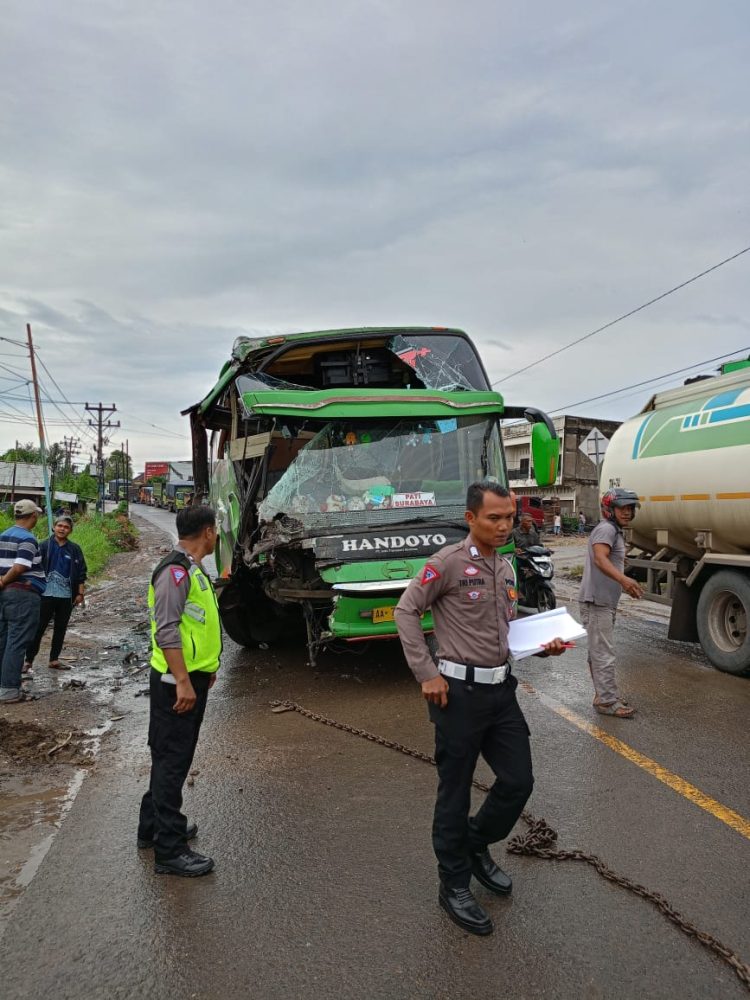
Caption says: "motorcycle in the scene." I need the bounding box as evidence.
[515,545,556,612]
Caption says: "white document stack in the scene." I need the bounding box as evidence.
[508,606,587,660]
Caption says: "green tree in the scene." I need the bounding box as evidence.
[56,470,78,493]
[75,470,98,500]
[46,442,65,476]
[104,448,133,482]
[1,442,41,463]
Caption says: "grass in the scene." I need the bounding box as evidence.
[565,564,585,581]
[0,510,138,579]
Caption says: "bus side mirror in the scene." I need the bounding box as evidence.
[531,423,559,487]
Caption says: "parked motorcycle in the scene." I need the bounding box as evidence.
[516,545,556,612]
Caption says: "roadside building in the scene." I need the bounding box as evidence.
[0,461,47,506]
[167,461,193,485]
[502,415,622,528]
[0,463,87,513]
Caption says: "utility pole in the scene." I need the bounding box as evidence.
[10,440,18,504]
[26,324,53,534]
[122,439,130,516]
[62,435,81,475]
[85,403,119,514]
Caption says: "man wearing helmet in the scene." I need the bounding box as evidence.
[578,489,644,718]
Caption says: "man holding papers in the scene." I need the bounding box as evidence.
[395,482,566,937]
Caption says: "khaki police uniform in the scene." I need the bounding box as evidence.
[395,534,534,890]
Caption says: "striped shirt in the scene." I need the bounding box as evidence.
[0,526,46,594]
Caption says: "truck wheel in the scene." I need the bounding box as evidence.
[696,570,750,676]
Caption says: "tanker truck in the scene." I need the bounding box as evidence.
[600,358,750,675]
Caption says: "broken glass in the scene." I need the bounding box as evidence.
[257,414,505,529]
[388,334,487,391]
[237,372,315,397]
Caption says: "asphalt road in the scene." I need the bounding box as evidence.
[1,506,748,1000]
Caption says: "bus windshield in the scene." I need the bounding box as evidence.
[258,414,506,529]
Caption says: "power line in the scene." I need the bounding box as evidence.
[34,351,98,444]
[492,245,750,386]
[117,412,186,439]
[38,379,98,445]
[549,346,750,414]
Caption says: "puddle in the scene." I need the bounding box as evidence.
[0,768,88,933]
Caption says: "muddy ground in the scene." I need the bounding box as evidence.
[0,519,172,929]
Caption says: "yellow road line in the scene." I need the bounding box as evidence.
[518,680,750,841]
[680,493,710,501]
[649,495,675,501]
[717,492,750,500]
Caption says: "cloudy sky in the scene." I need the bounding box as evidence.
[1,0,748,471]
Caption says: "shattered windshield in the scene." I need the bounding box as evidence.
[388,334,487,391]
[237,372,313,393]
[258,415,505,528]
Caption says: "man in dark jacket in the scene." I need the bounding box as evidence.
[25,515,87,673]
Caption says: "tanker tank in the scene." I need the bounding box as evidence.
[601,365,750,558]
[600,360,750,675]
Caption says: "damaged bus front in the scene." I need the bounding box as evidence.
[186,328,559,665]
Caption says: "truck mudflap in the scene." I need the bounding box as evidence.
[668,580,700,643]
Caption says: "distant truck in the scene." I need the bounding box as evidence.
[601,358,750,676]
[186,326,560,665]
[165,483,193,513]
[516,495,545,530]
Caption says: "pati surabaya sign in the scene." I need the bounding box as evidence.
[391,491,436,508]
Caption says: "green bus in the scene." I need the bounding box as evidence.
[186,327,558,665]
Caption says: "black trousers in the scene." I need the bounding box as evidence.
[138,668,211,860]
[428,673,533,889]
[26,597,73,663]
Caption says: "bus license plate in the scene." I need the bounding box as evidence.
[372,606,395,624]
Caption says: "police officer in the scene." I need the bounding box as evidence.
[395,482,566,935]
[137,505,222,876]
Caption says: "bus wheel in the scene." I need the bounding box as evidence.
[218,583,284,648]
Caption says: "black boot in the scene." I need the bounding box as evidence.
[438,885,493,935]
[154,848,214,877]
[471,848,512,895]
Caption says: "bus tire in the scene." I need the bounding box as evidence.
[696,570,750,676]
[218,583,284,648]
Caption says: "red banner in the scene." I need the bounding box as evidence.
[144,462,169,479]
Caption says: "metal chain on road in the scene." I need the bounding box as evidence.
[271,699,750,994]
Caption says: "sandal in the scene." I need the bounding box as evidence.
[595,701,635,718]
[0,690,36,704]
[48,661,71,671]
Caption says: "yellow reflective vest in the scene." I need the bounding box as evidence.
[148,553,222,674]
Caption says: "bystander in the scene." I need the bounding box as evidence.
[0,500,46,704]
[579,489,643,718]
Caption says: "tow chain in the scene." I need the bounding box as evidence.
[271,698,750,993]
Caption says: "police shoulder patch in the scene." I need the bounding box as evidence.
[420,564,441,585]
[170,566,188,585]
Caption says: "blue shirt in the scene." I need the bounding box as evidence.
[0,526,46,594]
[44,540,74,598]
